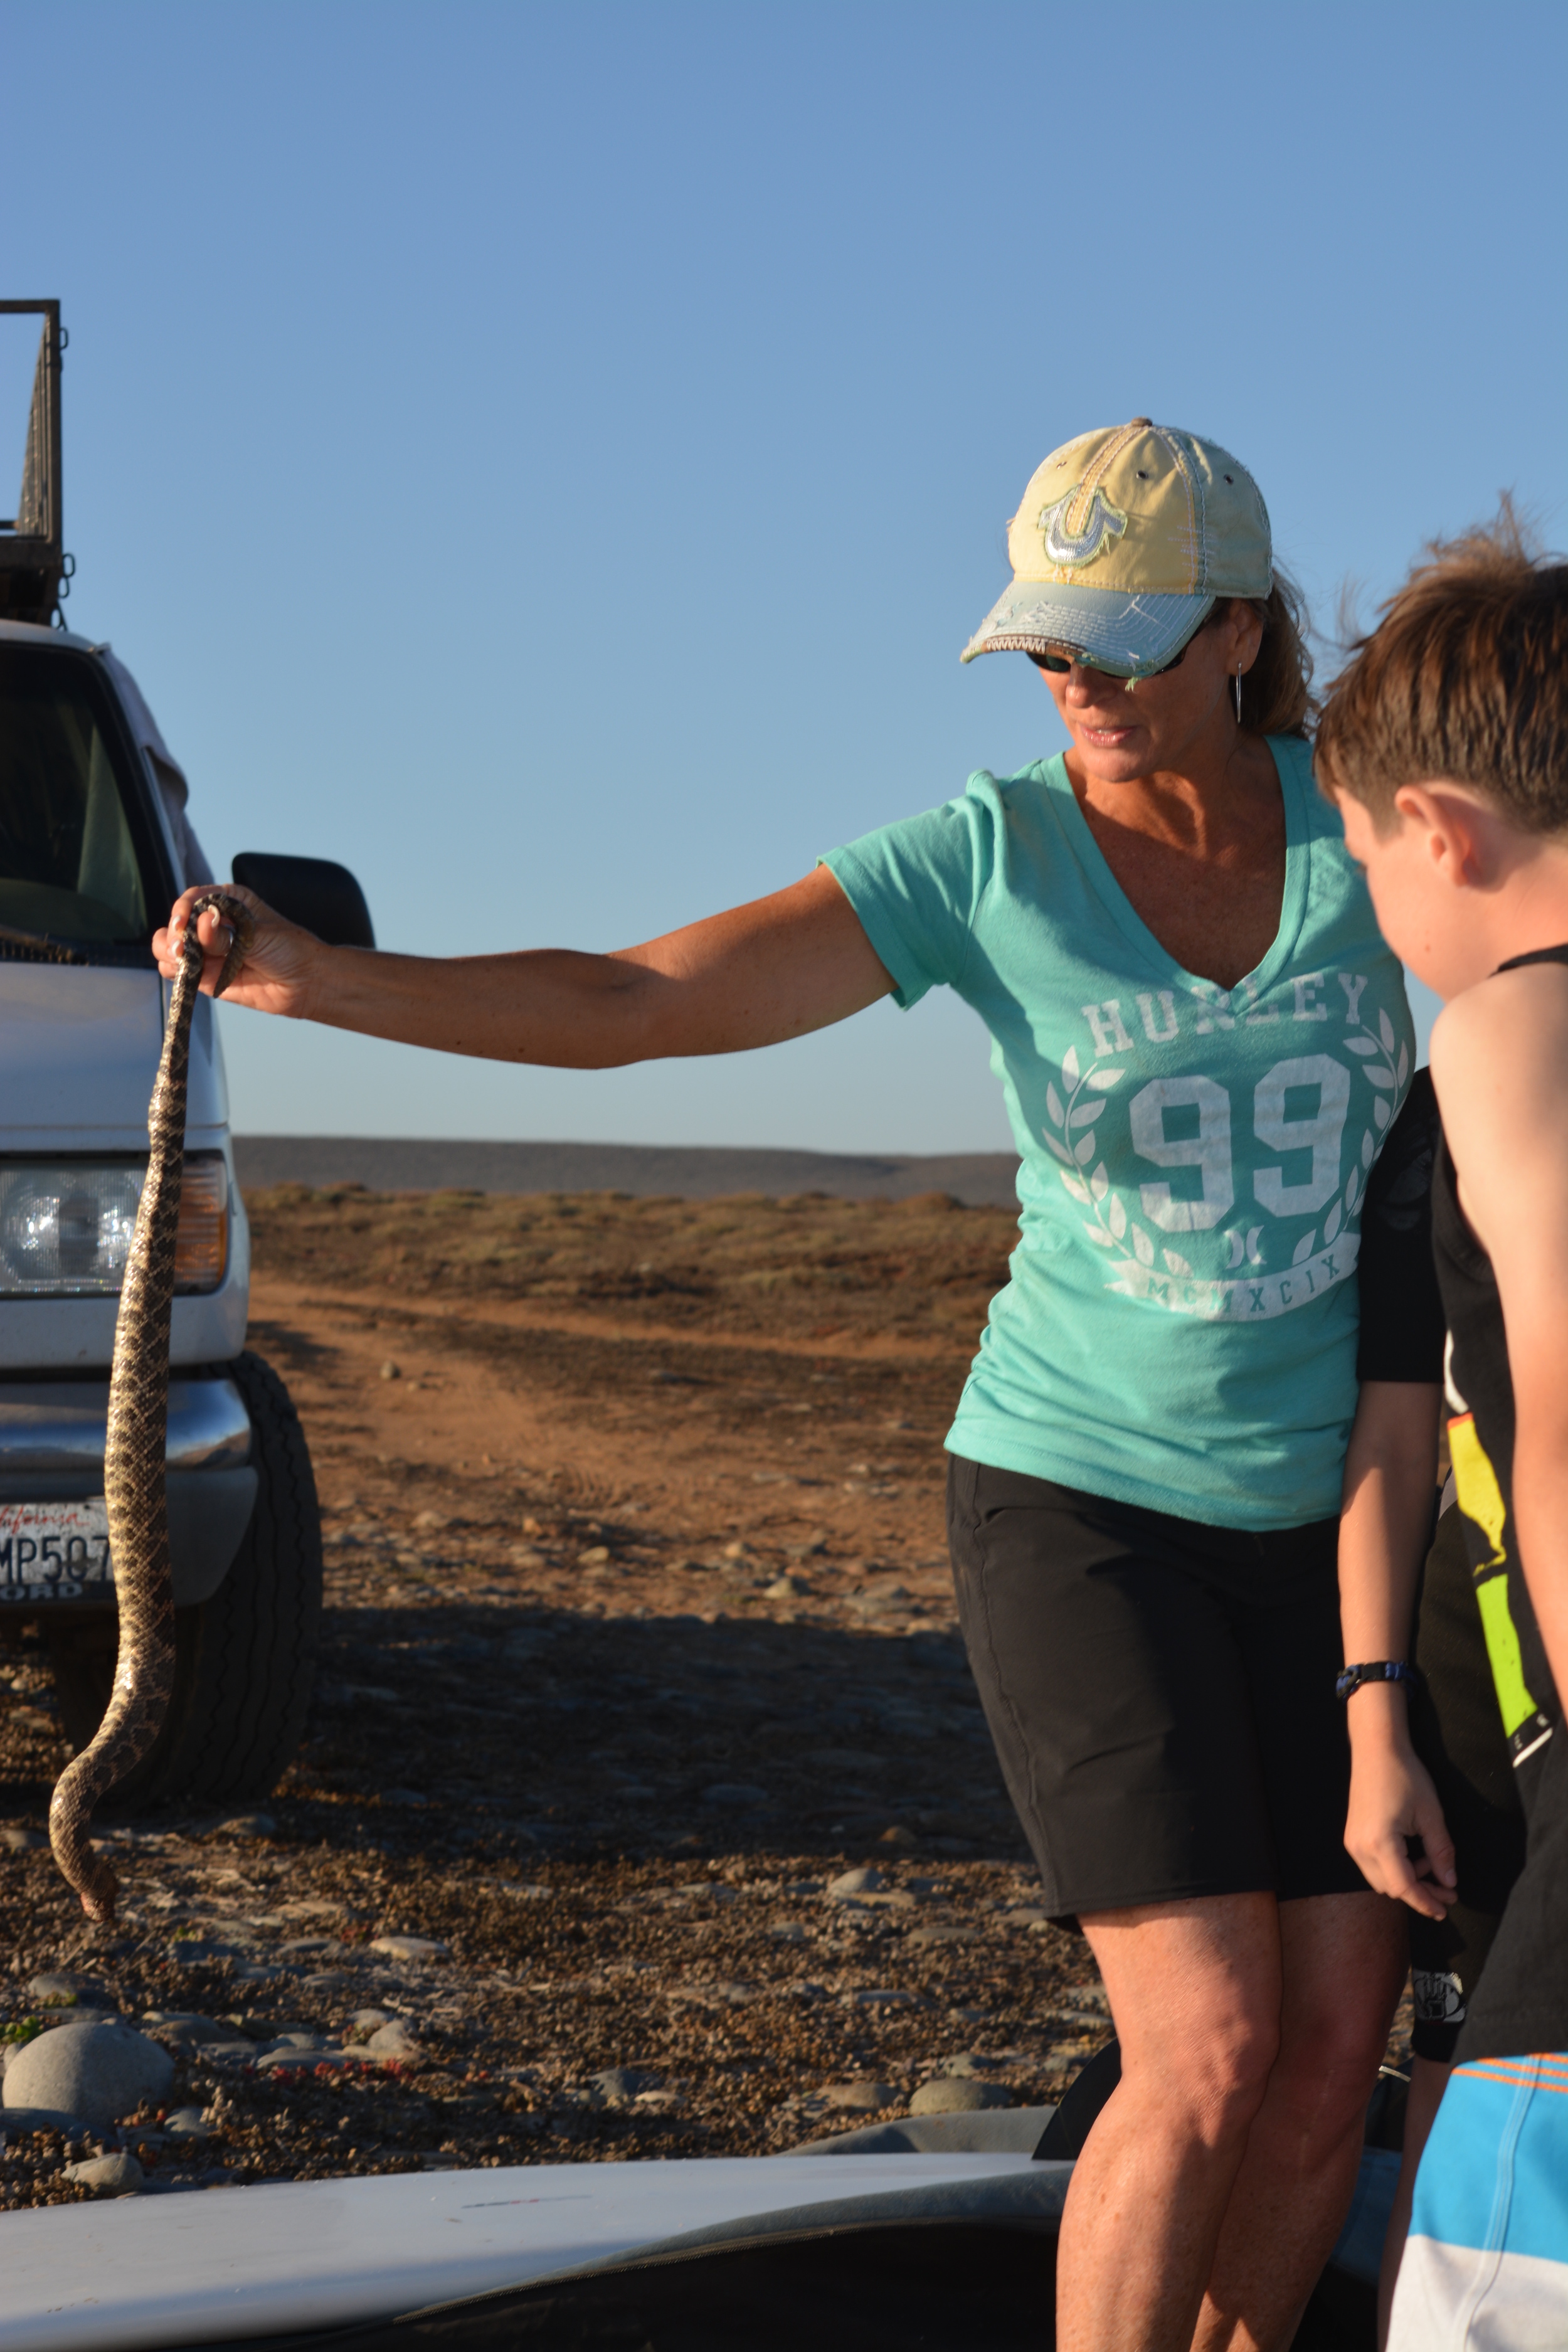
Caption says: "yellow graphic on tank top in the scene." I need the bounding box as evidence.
[1448,1411,1542,1745]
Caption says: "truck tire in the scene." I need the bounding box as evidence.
[45,1350,323,1813]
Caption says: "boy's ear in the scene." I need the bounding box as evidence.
[1392,781,1488,889]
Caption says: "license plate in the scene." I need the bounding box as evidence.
[0,1500,113,1603]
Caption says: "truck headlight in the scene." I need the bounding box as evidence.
[0,1157,230,1296]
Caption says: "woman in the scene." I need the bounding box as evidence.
[166,419,1411,2351]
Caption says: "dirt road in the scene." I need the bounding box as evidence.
[1,1186,1141,2205]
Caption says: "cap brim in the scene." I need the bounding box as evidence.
[960,583,1215,672]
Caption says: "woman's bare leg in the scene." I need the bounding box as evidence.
[1194,1892,1409,2351]
[1376,2057,1451,2348]
[1057,1894,1284,2352]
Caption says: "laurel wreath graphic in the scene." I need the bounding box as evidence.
[1041,1000,1411,1293]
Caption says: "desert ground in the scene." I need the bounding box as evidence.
[0,1182,1408,2206]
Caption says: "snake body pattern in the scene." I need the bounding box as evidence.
[49,891,255,1922]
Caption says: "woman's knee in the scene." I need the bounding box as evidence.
[1120,2009,1281,2147]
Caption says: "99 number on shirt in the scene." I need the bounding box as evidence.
[1126,1054,1352,1234]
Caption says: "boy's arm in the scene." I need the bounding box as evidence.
[1339,1379,1456,1915]
[1434,968,1568,1707]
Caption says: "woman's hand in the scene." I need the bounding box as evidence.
[1344,1711,1458,1919]
[154,885,326,1019]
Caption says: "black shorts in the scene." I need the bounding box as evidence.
[1408,1498,1527,2062]
[947,1458,1369,1924]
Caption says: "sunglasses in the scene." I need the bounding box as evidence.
[1030,638,1191,682]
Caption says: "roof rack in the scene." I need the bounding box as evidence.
[0,300,67,627]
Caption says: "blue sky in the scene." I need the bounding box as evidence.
[3,0,1563,1151]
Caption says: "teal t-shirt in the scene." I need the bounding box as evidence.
[824,737,1414,1530]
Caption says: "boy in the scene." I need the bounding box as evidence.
[1337,1061,1527,2343]
[1317,512,1568,2344]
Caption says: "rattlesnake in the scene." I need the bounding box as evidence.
[49,891,255,1922]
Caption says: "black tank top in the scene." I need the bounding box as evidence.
[1432,943,1568,2057]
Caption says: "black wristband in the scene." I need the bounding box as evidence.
[1336,1660,1420,1702]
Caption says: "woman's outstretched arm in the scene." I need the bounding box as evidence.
[154,865,894,1067]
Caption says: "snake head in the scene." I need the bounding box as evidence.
[187,889,258,999]
[78,1877,119,1926]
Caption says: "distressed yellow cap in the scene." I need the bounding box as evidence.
[961,418,1273,672]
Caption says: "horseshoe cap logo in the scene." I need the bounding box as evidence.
[1037,484,1128,569]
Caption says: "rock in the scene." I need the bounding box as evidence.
[721,1542,751,1561]
[349,2008,393,2039]
[364,2020,425,2062]
[213,1813,277,1840]
[909,2078,1013,2115]
[63,2151,144,2195]
[580,1545,612,1566]
[766,1576,808,1599]
[162,2107,210,2141]
[140,2014,231,2049]
[260,2046,350,2072]
[827,1867,887,1897]
[699,1784,769,1808]
[590,2067,657,2103]
[302,1970,355,1993]
[1002,1907,1054,1930]
[822,2081,899,2112]
[5,2023,173,2129]
[1,1826,45,1851]
[379,1360,401,1380]
[937,2052,984,2078]
[877,1825,919,1848]
[413,1510,450,1532]
[906,1927,979,1948]
[844,1988,914,2009]
[769,1922,810,1943]
[369,1933,448,1961]
[28,1973,114,2010]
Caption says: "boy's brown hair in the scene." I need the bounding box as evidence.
[1315,504,1568,832]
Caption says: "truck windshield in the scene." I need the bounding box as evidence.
[0,645,164,950]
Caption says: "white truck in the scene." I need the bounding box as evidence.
[0,299,369,1810]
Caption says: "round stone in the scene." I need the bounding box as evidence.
[827,1867,886,1897]
[28,1973,113,2009]
[822,2081,899,2112]
[364,2019,425,2062]
[369,1934,448,1961]
[909,2077,1014,2115]
[63,2151,144,2195]
[5,2022,174,2129]
[590,2066,657,2103]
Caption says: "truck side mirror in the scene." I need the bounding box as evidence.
[230,854,375,950]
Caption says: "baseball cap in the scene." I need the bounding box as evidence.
[961,419,1273,674]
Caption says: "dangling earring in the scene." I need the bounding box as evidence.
[1234,667,1243,724]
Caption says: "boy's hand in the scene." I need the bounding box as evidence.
[1345,1728,1458,1919]
[154,886,324,1019]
